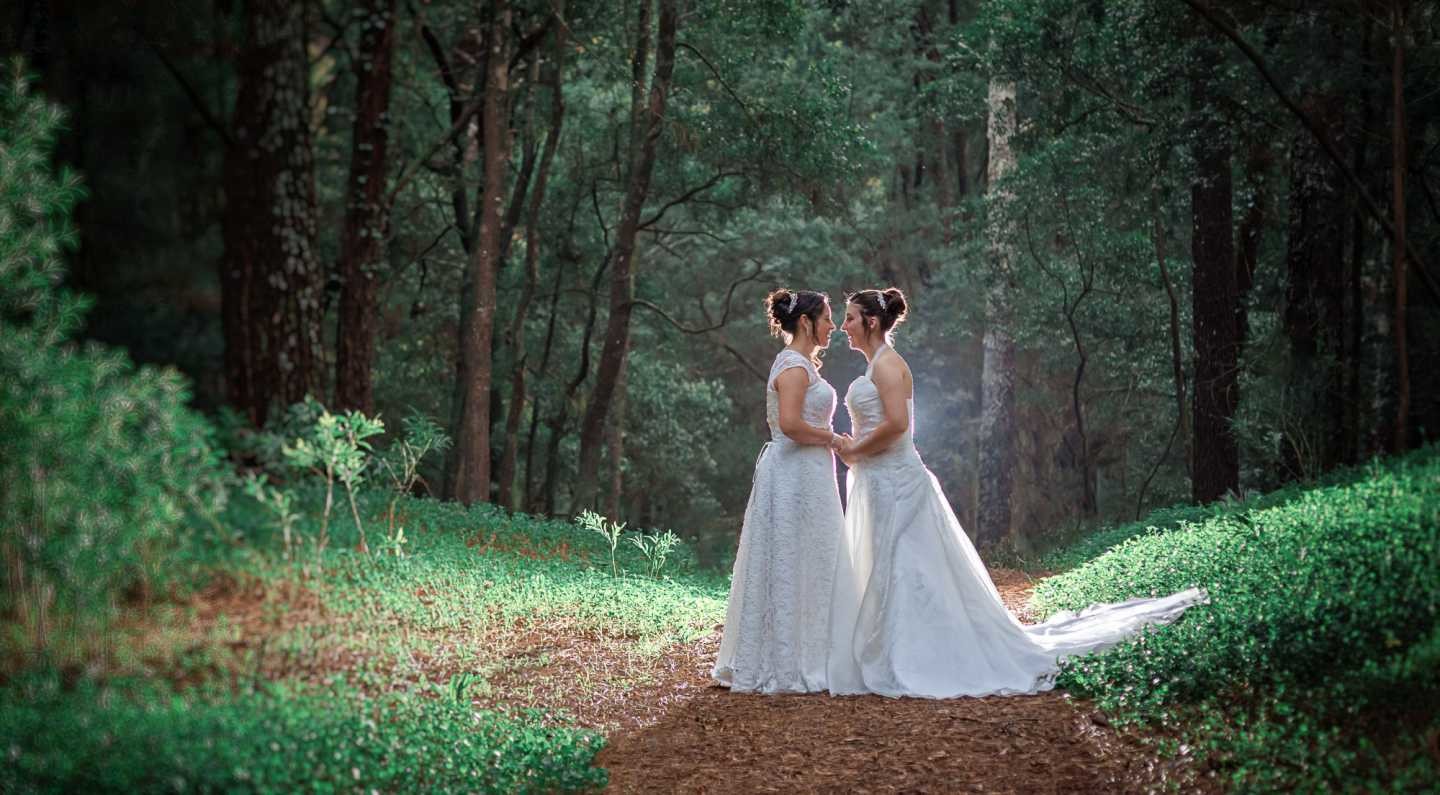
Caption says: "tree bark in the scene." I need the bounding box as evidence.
[976,72,1018,548]
[604,355,629,521]
[498,10,565,511]
[571,0,679,511]
[450,1,511,505]
[1189,48,1240,504]
[1391,1,1410,454]
[334,0,398,415]
[1282,91,1347,477]
[221,0,322,427]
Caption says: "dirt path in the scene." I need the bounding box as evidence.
[596,570,1210,794]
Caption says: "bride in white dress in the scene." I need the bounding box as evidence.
[713,289,853,693]
[828,288,1207,698]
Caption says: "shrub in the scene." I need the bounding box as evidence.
[0,674,607,793]
[0,59,225,661]
[1035,445,1440,789]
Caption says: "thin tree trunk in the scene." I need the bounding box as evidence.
[1152,188,1191,479]
[334,0,398,414]
[499,10,566,511]
[976,71,1017,549]
[1391,1,1410,453]
[1189,47,1240,503]
[1283,91,1347,478]
[221,0,322,426]
[572,0,679,510]
[1347,19,1376,465]
[604,355,629,520]
[451,1,511,505]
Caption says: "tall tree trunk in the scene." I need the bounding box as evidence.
[1347,18,1376,465]
[604,356,629,520]
[1391,0,1410,453]
[334,0,398,414]
[499,11,566,511]
[221,0,322,427]
[1235,143,1267,358]
[571,0,679,510]
[451,2,511,505]
[976,72,1017,549]
[1283,91,1347,478]
[1189,48,1240,503]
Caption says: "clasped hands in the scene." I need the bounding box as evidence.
[829,432,859,466]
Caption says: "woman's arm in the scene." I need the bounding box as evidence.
[775,366,839,446]
[843,357,911,458]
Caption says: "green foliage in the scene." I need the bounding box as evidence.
[0,60,226,659]
[1033,446,1440,789]
[0,674,606,793]
[577,509,626,578]
[629,529,683,579]
[292,499,720,646]
[280,397,386,554]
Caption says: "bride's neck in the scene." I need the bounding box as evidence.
[787,338,818,359]
[860,338,886,361]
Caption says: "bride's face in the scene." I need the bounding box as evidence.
[812,302,837,348]
[842,303,868,350]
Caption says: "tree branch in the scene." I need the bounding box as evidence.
[638,170,744,229]
[626,258,766,333]
[148,41,235,149]
[1181,0,1440,306]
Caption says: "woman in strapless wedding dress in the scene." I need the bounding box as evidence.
[826,288,1207,698]
[713,289,854,693]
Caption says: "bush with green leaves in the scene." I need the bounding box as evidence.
[0,673,607,793]
[0,59,226,659]
[1033,445,1440,790]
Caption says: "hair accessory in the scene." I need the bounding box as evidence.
[876,292,887,311]
[785,293,798,315]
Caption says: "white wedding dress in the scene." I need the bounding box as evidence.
[828,345,1207,698]
[713,349,851,693]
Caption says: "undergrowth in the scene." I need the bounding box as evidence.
[1033,445,1440,791]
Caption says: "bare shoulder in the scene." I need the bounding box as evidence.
[872,350,912,385]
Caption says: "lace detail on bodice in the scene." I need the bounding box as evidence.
[765,349,837,442]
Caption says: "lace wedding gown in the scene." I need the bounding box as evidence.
[713,349,851,693]
[827,346,1207,698]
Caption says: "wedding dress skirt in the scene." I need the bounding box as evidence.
[828,350,1206,698]
[713,350,850,693]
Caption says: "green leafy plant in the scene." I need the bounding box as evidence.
[376,411,451,557]
[240,473,301,559]
[628,529,682,579]
[576,510,626,577]
[0,59,224,661]
[282,401,384,554]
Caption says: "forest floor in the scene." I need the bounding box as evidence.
[192,567,1211,794]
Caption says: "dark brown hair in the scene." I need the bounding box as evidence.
[847,287,908,339]
[765,288,829,341]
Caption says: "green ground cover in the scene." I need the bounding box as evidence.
[1032,445,1440,791]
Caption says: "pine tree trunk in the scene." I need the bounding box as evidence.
[221,0,322,426]
[1189,52,1240,504]
[334,0,397,415]
[976,73,1017,549]
[451,2,511,505]
[498,13,566,511]
[572,0,679,510]
[1283,94,1347,478]
[1391,1,1410,454]
[604,356,629,521]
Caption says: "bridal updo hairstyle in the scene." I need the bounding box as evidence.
[848,287,908,340]
[765,288,828,342]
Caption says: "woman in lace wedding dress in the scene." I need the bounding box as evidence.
[827,288,1207,698]
[712,289,854,693]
